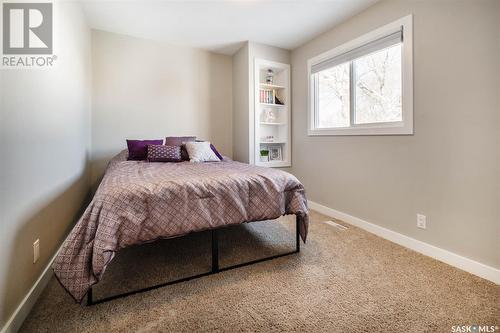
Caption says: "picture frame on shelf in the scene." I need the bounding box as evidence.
[268,145,282,161]
[275,96,284,105]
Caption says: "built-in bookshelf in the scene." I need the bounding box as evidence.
[254,59,291,167]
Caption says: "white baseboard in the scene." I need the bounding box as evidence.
[0,242,63,333]
[308,200,500,285]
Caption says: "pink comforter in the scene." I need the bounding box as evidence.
[53,151,309,302]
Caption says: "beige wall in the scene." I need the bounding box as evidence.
[0,3,91,328]
[290,0,500,268]
[232,43,250,163]
[231,41,290,164]
[90,30,233,186]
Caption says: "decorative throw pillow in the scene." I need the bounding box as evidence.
[147,145,182,162]
[210,144,223,160]
[184,141,221,162]
[195,140,223,160]
[165,136,196,161]
[127,139,163,160]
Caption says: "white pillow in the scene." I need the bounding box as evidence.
[184,141,220,162]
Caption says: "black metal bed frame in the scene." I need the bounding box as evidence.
[86,215,301,305]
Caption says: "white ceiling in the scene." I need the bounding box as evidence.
[81,0,379,55]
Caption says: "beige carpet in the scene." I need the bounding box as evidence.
[21,211,499,332]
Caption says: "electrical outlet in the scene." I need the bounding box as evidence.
[33,239,40,263]
[417,214,426,229]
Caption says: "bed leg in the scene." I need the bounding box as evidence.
[295,215,302,252]
[87,287,93,306]
[296,215,301,253]
[211,229,219,273]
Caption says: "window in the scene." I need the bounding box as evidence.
[308,15,413,136]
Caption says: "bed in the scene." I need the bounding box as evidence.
[53,150,309,304]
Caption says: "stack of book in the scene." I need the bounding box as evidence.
[259,89,274,104]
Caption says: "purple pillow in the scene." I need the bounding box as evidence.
[195,140,223,161]
[147,145,182,162]
[165,136,196,160]
[127,139,163,160]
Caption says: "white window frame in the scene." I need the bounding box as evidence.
[307,15,413,136]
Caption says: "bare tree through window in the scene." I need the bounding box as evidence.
[354,44,402,124]
[314,44,402,128]
[317,63,350,128]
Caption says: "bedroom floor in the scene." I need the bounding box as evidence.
[21,211,498,332]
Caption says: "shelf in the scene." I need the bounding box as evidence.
[260,122,286,126]
[260,83,285,90]
[259,103,285,107]
[256,160,291,168]
[254,58,291,169]
[260,141,286,144]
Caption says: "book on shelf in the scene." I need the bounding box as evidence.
[259,88,275,104]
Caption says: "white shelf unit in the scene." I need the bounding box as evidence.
[254,59,291,168]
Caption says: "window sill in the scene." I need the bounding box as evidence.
[308,123,413,136]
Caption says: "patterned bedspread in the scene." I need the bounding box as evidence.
[53,150,309,302]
